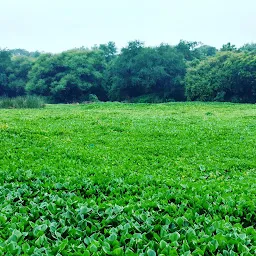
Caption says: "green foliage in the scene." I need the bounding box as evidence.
[88,94,100,102]
[106,41,186,101]
[7,56,35,97]
[131,93,175,103]
[0,50,35,97]
[0,49,12,96]
[221,43,237,52]
[26,49,107,103]
[239,43,256,53]
[1,41,256,103]
[0,103,255,254]
[131,94,164,103]
[175,40,202,61]
[0,95,45,108]
[196,45,217,58]
[98,41,118,63]
[9,48,41,58]
[185,51,256,103]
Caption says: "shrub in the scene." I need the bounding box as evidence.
[88,94,100,102]
[0,96,45,109]
[185,51,256,103]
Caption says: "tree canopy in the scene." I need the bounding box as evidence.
[26,49,107,103]
[0,40,255,103]
[105,41,186,101]
[185,51,256,103]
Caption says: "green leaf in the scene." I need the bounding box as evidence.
[169,232,180,242]
[35,234,47,247]
[168,248,178,256]
[237,243,249,253]
[186,228,196,243]
[175,217,184,227]
[208,239,219,253]
[0,214,7,224]
[160,240,167,249]
[102,245,111,254]
[82,250,90,256]
[153,232,161,242]
[133,233,142,239]
[108,233,117,242]
[47,203,57,214]
[147,249,156,256]
[7,241,21,255]
[22,242,30,253]
[59,238,68,251]
[84,237,91,245]
[89,244,98,253]
[181,240,190,253]
[113,247,124,255]
[80,206,90,214]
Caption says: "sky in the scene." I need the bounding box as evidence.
[1,0,255,53]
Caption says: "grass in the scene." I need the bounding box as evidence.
[0,96,45,109]
[0,102,255,255]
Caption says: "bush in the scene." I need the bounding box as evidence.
[88,94,100,102]
[131,94,168,103]
[185,51,256,103]
[0,96,45,109]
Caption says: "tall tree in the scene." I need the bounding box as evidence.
[175,40,201,61]
[185,51,256,103]
[7,56,34,97]
[106,41,186,101]
[26,49,107,102]
[99,41,117,62]
[0,50,12,96]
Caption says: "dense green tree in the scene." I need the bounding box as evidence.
[0,50,37,97]
[106,41,186,101]
[239,43,256,53]
[7,56,34,97]
[0,50,12,96]
[220,42,237,52]
[196,45,217,58]
[1,41,255,103]
[9,49,41,58]
[26,49,107,102]
[185,51,256,103]
[175,40,201,61]
[99,41,117,62]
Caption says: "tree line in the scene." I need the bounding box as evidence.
[0,41,256,103]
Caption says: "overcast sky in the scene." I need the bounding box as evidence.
[1,0,255,53]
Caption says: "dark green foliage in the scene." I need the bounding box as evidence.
[239,43,256,53]
[185,51,256,103]
[0,49,12,96]
[7,56,34,97]
[0,103,255,254]
[220,43,237,52]
[0,50,34,97]
[88,94,100,102]
[175,40,202,61]
[0,96,45,108]
[9,49,41,58]
[98,42,117,63]
[196,45,217,58]
[131,93,167,103]
[106,41,186,101]
[26,49,107,103]
[1,41,256,103]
